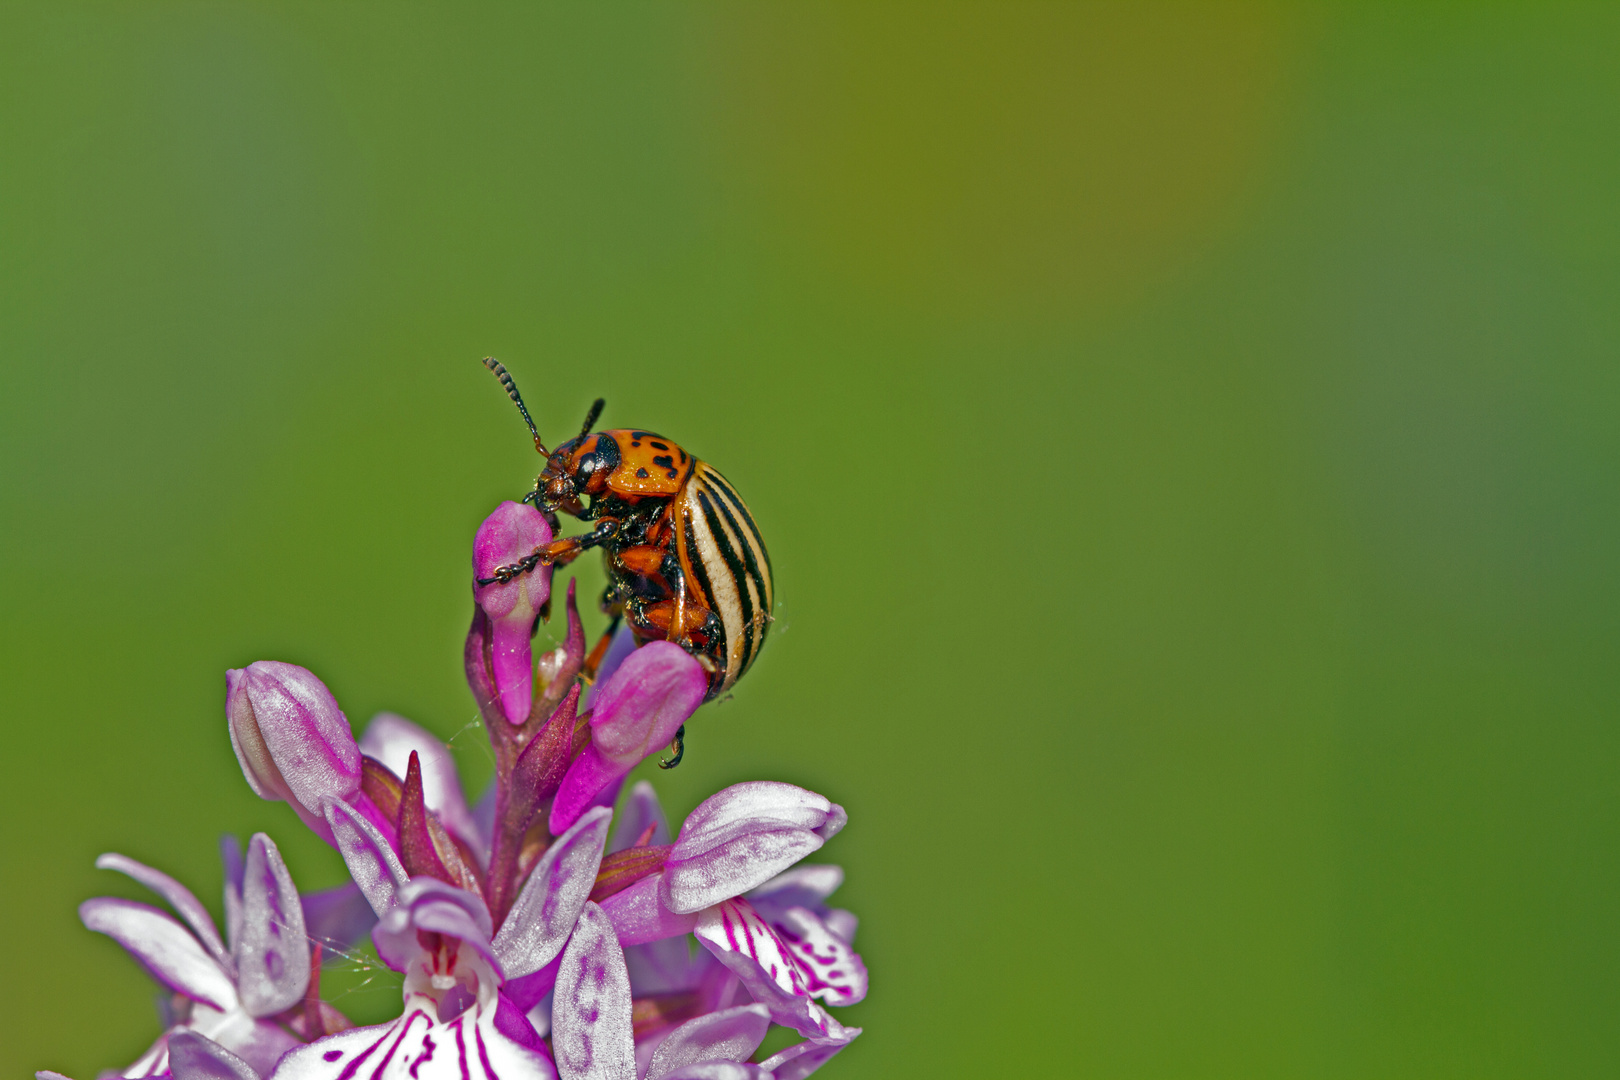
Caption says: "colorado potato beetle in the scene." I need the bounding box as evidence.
[478,358,774,761]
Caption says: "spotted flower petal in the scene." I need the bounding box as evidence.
[767,907,866,1007]
[325,798,410,917]
[235,833,311,1017]
[167,1030,259,1080]
[645,1004,770,1080]
[493,806,613,979]
[551,902,635,1080]
[662,783,844,915]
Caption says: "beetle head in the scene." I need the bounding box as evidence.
[536,431,620,518]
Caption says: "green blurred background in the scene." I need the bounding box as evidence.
[4,3,1619,1076]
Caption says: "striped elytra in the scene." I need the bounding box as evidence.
[676,461,774,697]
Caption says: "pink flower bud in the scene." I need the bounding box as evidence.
[471,501,554,725]
[225,661,361,845]
[548,642,708,834]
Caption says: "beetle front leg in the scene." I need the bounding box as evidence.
[476,518,619,585]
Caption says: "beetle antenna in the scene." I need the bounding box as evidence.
[483,357,548,456]
[580,397,605,437]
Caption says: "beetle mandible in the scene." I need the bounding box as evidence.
[478,358,774,764]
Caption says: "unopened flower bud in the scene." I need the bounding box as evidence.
[226,661,361,844]
[549,642,707,834]
[471,501,553,725]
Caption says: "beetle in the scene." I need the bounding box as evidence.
[477,358,774,764]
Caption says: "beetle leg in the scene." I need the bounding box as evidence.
[477,518,619,585]
[657,724,685,770]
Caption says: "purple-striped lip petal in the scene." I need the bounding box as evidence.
[694,899,856,1046]
[96,852,231,971]
[235,832,310,1017]
[767,906,866,1007]
[325,798,409,918]
[644,1004,770,1080]
[549,644,706,834]
[271,996,560,1080]
[552,902,635,1080]
[472,501,554,726]
[493,806,612,979]
[662,783,843,915]
[359,712,481,855]
[226,662,361,844]
[599,872,699,947]
[80,898,237,1012]
[373,878,500,977]
[166,1030,258,1080]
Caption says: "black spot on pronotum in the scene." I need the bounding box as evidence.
[667,469,679,479]
[652,454,674,469]
[650,440,669,451]
[636,467,650,478]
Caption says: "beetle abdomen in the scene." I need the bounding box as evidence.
[679,461,774,697]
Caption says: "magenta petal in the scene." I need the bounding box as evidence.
[324,799,408,917]
[96,853,231,971]
[491,617,537,727]
[472,501,554,726]
[548,744,622,836]
[550,645,706,834]
[80,898,237,1011]
[166,1030,258,1080]
[646,1004,771,1080]
[588,643,707,763]
[359,712,481,856]
[236,833,310,1017]
[493,806,612,979]
[758,1037,857,1080]
[746,865,844,913]
[552,902,635,1080]
[598,873,698,947]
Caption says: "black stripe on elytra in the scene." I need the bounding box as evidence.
[699,483,762,669]
[705,473,771,613]
[702,478,768,666]
[702,467,772,580]
[696,487,756,672]
[683,507,718,633]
